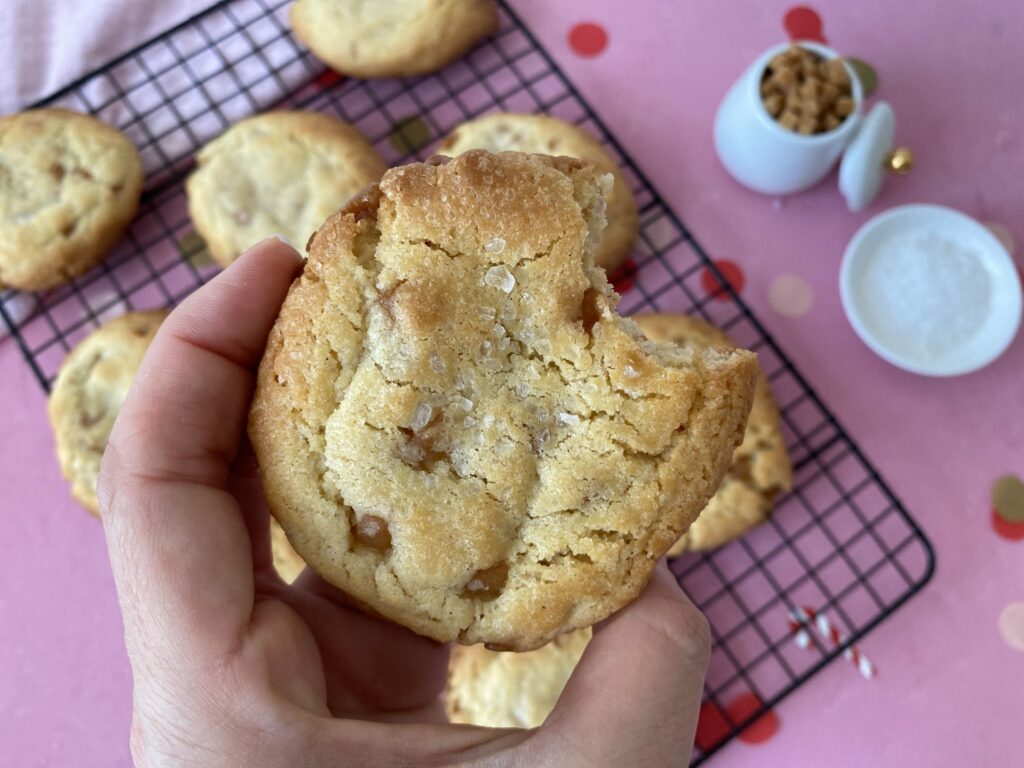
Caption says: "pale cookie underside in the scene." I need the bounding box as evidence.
[634,314,793,554]
[446,628,592,728]
[47,310,167,515]
[250,151,756,650]
[187,111,386,266]
[291,0,498,78]
[439,113,639,273]
[270,517,307,583]
[0,108,143,291]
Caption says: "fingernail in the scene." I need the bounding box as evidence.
[253,234,295,249]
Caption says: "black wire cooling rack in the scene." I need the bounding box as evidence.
[1,0,934,762]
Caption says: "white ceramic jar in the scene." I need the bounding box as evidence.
[714,41,865,197]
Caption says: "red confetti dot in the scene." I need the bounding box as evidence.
[701,260,745,300]
[992,509,1024,541]
[313,70,344,89]
[695,700,731,753]
[609,256,637,294]
[727,692,779,744]
[568,22,608,57]
[784,6,827,43]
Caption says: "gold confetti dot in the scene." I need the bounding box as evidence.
[998,602,1024,652]
[992,474,1024,524]
[389,115,431,154]
[179,231,213,268]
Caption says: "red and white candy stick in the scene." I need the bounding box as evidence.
[787,606,876,679]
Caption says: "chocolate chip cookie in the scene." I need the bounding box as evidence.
[0,109,143,291]
[249,151,756,649]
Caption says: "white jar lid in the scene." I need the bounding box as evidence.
[839,102,895,212]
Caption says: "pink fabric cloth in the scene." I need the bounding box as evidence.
[1,1,1022,766]
[0,1,210,113]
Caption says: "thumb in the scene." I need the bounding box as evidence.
[536,561,710,766]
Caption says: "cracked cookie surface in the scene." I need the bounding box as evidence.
[446,628,591,728]
[635,314,793,553]
[249,150,756,649]
[187,111,385,267]
[48,310,167,515]
[291,0,497,78]
[439,113,639,274]
[0,109,143,291]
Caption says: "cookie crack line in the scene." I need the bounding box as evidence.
[405,238,459,260]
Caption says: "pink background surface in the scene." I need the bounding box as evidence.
[2,1,1022,765]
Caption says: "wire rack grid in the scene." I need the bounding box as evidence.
[0,0,934,763]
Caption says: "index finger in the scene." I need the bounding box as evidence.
[100,238,302,661]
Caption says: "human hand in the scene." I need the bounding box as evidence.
[99,237,711,767]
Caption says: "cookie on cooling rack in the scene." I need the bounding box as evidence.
[447,628,591,728]
[291,0,497,79]
[249,150,757,650]
[0,108,143,291]
[186,111,385,267]
[48,310,167,515]
[634,314,793,553]
[438,113,639,274]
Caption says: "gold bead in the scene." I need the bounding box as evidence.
[886,147,913,175]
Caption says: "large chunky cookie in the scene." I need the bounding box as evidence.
[447,628,591,728]
[249,151,756,650]
[48,310,167,515]
[439,113,639,274]
[187,111,385,267]
[291,0,497,79]
[0,109,143,291]
[635,314,793,553]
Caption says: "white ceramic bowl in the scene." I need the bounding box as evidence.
[840,204,1022,376]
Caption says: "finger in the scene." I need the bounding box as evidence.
[270,571,450,715]
[537,561,710,765]
[100,238,302,663]
[304,718,532,768]
[230,439,273,574]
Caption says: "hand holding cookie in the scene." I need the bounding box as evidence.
[99,237,712,767]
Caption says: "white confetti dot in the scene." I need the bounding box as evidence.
[484,236,506,254]
[769,274,814,318]
[557,412,580,427]
[0,293,38,341]
[429,353,446,373]
[998,602,1024,653]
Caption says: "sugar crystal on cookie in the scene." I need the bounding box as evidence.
[483,265,516,293]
